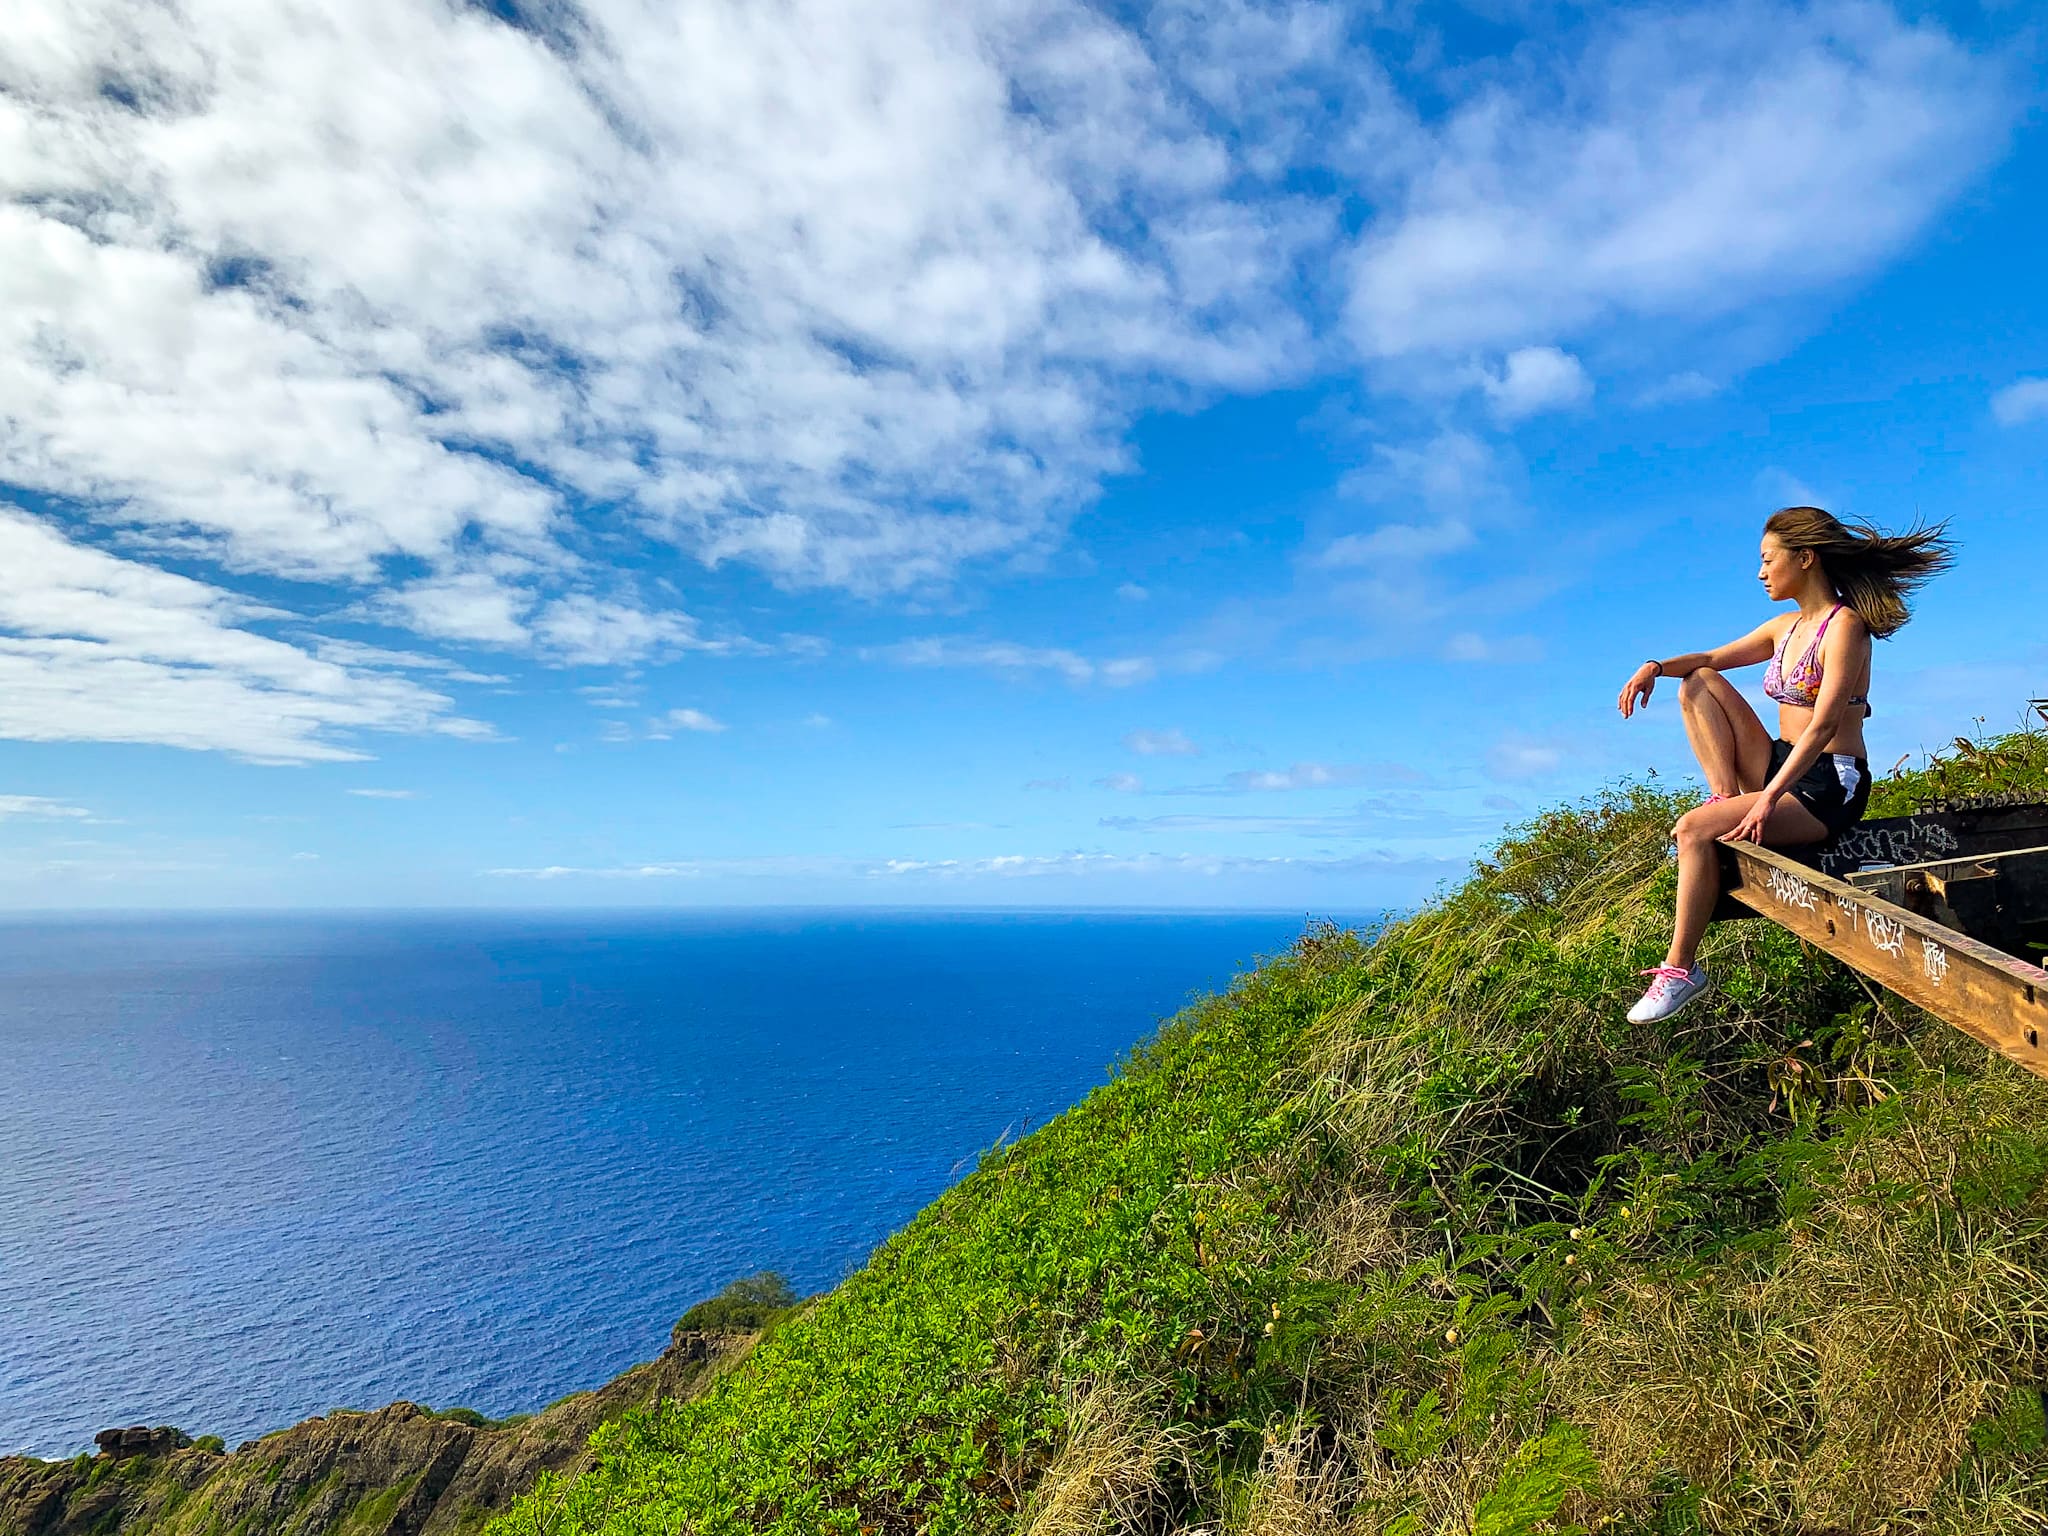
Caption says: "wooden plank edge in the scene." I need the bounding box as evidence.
[1719,841,2048,1083]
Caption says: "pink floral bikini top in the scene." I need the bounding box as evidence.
[1764,604,1871,716]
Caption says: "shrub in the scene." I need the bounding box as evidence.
[672,1272,799,1334]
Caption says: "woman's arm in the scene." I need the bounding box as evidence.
[1617,618,1782,718]
[1724,612,1871,841]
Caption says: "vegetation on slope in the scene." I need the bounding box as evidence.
[0,1316,753,1536]
[498,724,2048,1536]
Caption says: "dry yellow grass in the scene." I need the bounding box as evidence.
[1553,1069,2048,1531]
[1021,1379,1192,1536]
[1234,1425,1349,1536]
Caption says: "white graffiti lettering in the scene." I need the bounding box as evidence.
[1921,938,1950,986]
[1830,815,1961,871]
[1768,867,1819,911]
[1865,912,1908,958]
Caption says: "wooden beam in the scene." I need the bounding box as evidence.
[1718,840,2048,1083]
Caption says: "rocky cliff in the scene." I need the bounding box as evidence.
[0,1327,744,1536]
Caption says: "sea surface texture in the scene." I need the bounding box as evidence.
[0,910,1322,1457]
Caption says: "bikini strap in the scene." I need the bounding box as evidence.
[1794,603,1843,670]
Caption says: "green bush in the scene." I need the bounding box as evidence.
[193,1435,226,1454]
[672,1272,799,1335]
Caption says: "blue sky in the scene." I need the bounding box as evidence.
[1,0,2043,910]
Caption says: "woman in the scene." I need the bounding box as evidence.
[1616,505,1953,1024]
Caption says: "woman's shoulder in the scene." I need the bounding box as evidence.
[1826,604,1871,640]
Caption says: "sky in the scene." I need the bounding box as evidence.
[1,0,2043,911]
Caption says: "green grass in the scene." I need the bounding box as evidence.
[339,1472,419,1532]
[495,720,2048,1536]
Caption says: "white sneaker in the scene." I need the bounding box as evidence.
[1627,965,1714,1024]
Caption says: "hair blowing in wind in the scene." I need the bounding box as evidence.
[1764,505,1955,638]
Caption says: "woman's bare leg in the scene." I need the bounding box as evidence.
[1664,793,1830,970]
[1678,668,1774,797]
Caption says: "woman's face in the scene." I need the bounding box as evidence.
[1758,533,1810,600]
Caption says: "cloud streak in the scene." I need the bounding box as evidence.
[0,506,492,763]
[868,638,1156,687]
[0,795,93,821]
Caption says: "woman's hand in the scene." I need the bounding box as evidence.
[1618,662,1658,718]
[1722,790,1779,844]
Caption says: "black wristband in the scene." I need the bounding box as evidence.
[1645,659,1662,677]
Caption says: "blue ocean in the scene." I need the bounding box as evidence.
[0,910,1330,1459]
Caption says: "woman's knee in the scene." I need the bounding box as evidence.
[1672,809,1719,849]
[1678,666,1723,703]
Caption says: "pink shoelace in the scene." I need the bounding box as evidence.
[1703,793,1730,805]
[1638,966,1693,984]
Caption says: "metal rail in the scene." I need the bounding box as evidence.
[1717,839,2048,1082]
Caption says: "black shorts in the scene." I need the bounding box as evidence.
[1768,737,1871,837]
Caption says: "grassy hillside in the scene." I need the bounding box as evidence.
[495,726,2048,1536]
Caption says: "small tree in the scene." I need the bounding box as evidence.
[674,1272,798,1334]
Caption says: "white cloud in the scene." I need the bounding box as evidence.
[1124,727,1200,756]
[1991,378,2048,426]
[1317,518,1475,570]
[1637,370,1719,406]
[1486,734,1566,782]
[0,0,1320,618]
[1116,582,1150,602]
[372,574,534,649]
[1755,466,1826,509]
[1095,771,1146,793]
[1444,632,1543,664]
[0,795,92,821]
[1100,799,1468,837]
[1344,4,2005,361]
[313,639,508,686]
[1480,346,1592,420]
[0,0,2006,771]
[484,848,1446,884]
[579,684,641,711]
[531,596,729,668]
[1225,761,1362,792]
[346,788,418,799]
[867,637,1156,688]
[876,850,1411,879]
[0,506,492,762]
[650,708,727,737]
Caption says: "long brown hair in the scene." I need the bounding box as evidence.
[1765,506,1954,639]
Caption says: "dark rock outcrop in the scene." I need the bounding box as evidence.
[91,1429,192,1463]
[0,1330,746,1536]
